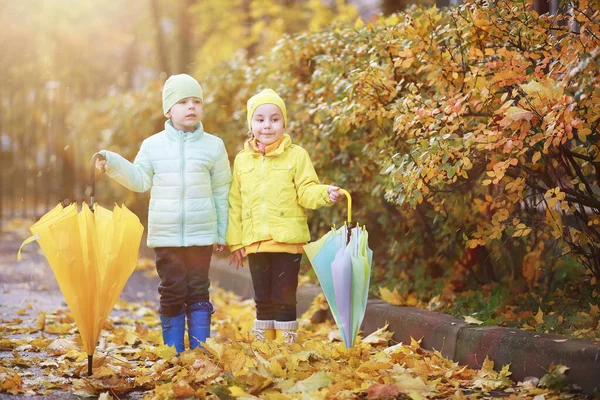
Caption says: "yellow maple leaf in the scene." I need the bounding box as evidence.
[363,324,394,344]
[463,316,484,325]
[91,365,114,379]
[152,344,177,360]
[534,307,544,325]
[229,386,255,398]
[472,356,512,391]
[193,358,222,383]
[410,337,423,348]
[539,364,569,390]
[222,350,247,375]
[357,360,394,374]
[301,293,330,323]
[393,373,435,396]
[383,342,407,355]
[269,358,287,378]
[427,294,444,311]
[283,371,333,394]
[44,323,73,335]
[47,338,78,353]
[261,391,294,400]
[379,287,405,306]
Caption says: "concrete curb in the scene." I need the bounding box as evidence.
[209,258,600,396]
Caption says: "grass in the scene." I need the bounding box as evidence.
[301,254,600,341]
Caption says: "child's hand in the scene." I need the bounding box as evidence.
[95,154,107,173]
[228,248,246,270]
[215,244,225,253]
[327,186,345,203]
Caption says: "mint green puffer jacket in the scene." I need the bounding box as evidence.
[100,121,231,248]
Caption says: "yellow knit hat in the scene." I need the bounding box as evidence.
[246,89,287,129]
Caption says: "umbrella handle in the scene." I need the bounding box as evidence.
[89,152,106,208]
[337,189,352,223]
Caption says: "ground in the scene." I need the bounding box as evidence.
[0,225,589,399]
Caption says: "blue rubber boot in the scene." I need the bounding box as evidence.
[159,312,185,354]
[186,302,213,349]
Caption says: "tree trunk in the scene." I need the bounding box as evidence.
[121,36,138,90]
[381,0,410,14]
[242,0,257,60]
[0,87,3,231]
[282,0,296,33]
[533,0,550,14]
[149,0,171,76]
[178,0,196,74]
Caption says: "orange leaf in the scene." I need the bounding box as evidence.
[363,384,401,400]
[506,106,533,122]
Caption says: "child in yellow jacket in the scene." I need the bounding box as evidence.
[226,89,343,343]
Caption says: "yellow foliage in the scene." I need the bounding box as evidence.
[0,287,590,398]
[472,357,512,391]
[152,344,178,360]
[522,241,544,288]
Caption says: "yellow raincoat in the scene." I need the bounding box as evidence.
[226,134,332,252]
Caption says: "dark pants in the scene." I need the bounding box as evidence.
[248,252,302,322]
[155,246,212,317]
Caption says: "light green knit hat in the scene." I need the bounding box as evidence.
[247,89,287,129]
[162,74,204,116]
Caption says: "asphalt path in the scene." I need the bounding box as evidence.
[0,228,160,311]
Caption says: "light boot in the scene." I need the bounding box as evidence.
[274,320,299,344]
[186,301,213,349]
[251,319,276,342]
[159,312,185,354]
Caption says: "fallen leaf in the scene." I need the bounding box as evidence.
[463,316,484,325]
[363,324,394,344]
[283,371,333,394]
[363,383,401,399]
[534,308,544,325]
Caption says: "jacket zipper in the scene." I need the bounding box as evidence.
[260,155,268,236]
[181,134,187,246]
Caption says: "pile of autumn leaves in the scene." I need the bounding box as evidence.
[1,287,573,399]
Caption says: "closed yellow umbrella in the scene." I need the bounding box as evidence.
[18,157,144,375]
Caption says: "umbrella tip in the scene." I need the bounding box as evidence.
[87,355,93,376]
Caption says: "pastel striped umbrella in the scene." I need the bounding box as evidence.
[304,190,372,347]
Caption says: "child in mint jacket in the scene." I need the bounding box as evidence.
[95,74,231,353]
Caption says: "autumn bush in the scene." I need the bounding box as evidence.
[205,0,600,289]
[73,0,599,317]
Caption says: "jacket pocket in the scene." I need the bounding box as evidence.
[239,164,255,178]
[271,214,310,243]
[269,164,297,208]
[241,208,254,244]
[239,164,256,196]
